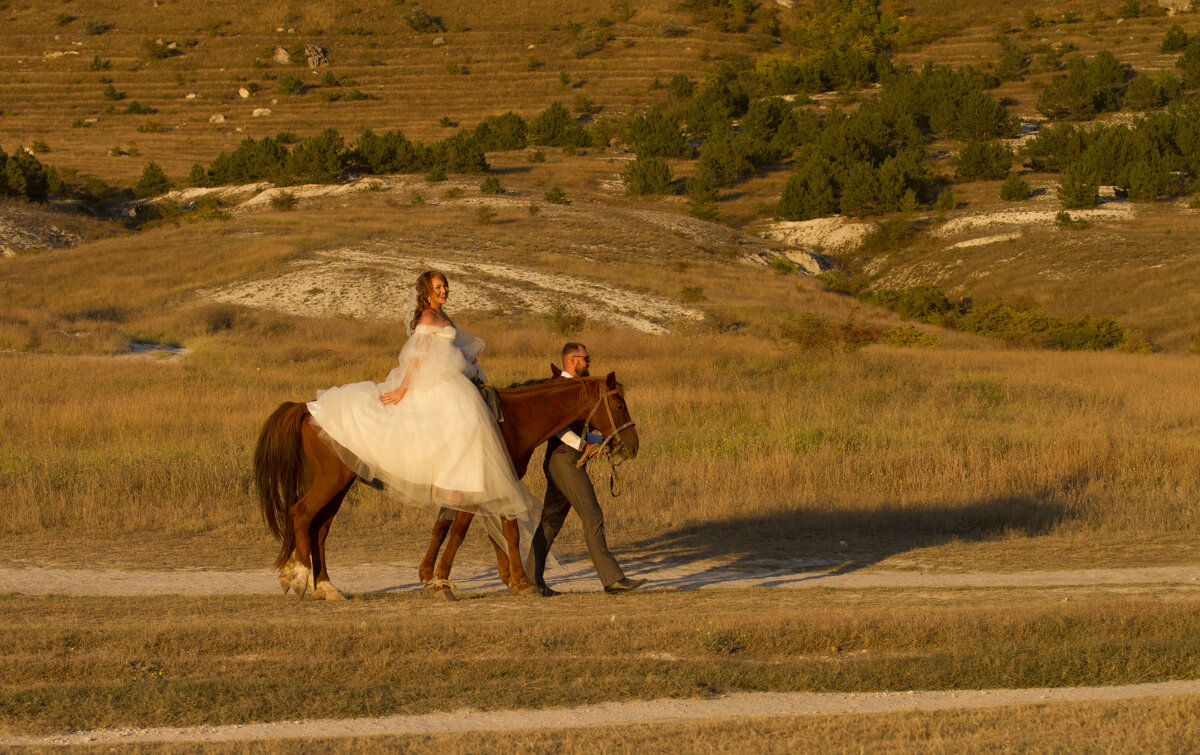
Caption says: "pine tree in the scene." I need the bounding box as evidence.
[1057,163,1099,209]
[134,161,170,198]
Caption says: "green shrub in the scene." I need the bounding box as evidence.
[1189,333,1200,355]
[269,191,297,211]
[133,161,170,198]
[528,102,590,148]
[278,75,305,95]
[933,188,955,211]
[480,176,504,194]
[1117,0,1140,19]
[954,141,1014,181]
[1036,51,1128,121]
[1055,210,1089,229]
[769,256,798,274]
[432,130,488,174]
[881,325,940,348]
[285,128,344,183]
[403,8,444,33]
[999,172,1031,201]
[2,148,51,201]
[625,108,689,159]
[544,301,585,335]
[775,145,836,221]
[528,149,546,163]
[102,83,124,101]
[472,112,527,151]
[871,284,955,323]
[668,73,694,100]
[121,101,156,115]
[1057,164,1098,208]
[995,40,1029,81]
[82,19,111,35]
[779,312,835,349]
[143,39,178,60]
[55,13,76,27]
[622,157,674,195]
[1177,39,1200,89]
[425,165,447,182]
[1161,24,1189,54]
[543,186,570,204]
[475,206,497,225]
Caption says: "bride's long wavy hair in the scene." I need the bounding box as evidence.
[409,270,448,333]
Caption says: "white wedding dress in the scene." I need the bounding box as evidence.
[306,324,538,520]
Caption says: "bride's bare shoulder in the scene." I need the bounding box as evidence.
[417,310,440,326]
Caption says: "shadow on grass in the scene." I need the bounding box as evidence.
[620,475,1079,585]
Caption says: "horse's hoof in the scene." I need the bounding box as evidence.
[434,587,457,601]
[317,583,346,601]
[510,582,536,596]
[291,566,311,599]
[421,581,436,597]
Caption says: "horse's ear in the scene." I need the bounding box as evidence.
[605,371,617,389]
[551,363,562,377]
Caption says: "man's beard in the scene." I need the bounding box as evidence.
[579,366,590,377]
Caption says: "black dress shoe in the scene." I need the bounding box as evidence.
[603,577,647,594]
[535,584,560,597]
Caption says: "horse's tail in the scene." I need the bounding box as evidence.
[253,401,310,569]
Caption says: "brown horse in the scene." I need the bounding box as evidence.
[254,372,638,599]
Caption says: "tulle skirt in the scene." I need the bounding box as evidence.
[307,372,538,520]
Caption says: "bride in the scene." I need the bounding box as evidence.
[306,270,538,520]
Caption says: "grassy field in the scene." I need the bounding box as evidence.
[4,197,1200,574]
[3,587,1199,736]
[4,0,1200,746]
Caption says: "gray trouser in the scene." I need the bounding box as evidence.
[531,450,625,587]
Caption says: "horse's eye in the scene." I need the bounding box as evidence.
[616,404,626,411]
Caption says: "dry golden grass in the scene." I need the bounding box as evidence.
[3,195,1200,574]
[0,0,764,182]
[3,588,1200,735]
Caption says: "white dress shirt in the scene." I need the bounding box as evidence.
[557,370,602,451]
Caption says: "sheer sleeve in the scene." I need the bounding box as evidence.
[453,326,488,383]
[379,327,467,393]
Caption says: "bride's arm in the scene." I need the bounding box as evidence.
[380,362,415,404]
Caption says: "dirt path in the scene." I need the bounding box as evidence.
[4,562,1198,745]
[5,681,1200,746]
[2,560,1198,597]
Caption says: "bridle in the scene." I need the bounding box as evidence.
[578,384,636,496]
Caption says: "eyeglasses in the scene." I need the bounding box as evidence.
[571,355,591,362]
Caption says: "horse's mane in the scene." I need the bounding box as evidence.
[502,376,558,390]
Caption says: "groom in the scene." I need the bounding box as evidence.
[529,342,646,596]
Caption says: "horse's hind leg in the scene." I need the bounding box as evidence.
[290,428,355,598]
[312,480,353,601]
[502,517,534,595]
[431,510,474,600]
[419,509,456,585]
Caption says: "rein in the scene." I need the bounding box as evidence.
[578,386,636,497]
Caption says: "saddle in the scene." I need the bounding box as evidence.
[475,380,503,424]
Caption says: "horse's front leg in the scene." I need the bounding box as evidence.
[490,532,512,588]
[502,517,534,595]
[420,509,455,585]
[431,510,474,600]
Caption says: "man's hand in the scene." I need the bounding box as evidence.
[380,387,407,405]
[580,442,605,463]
